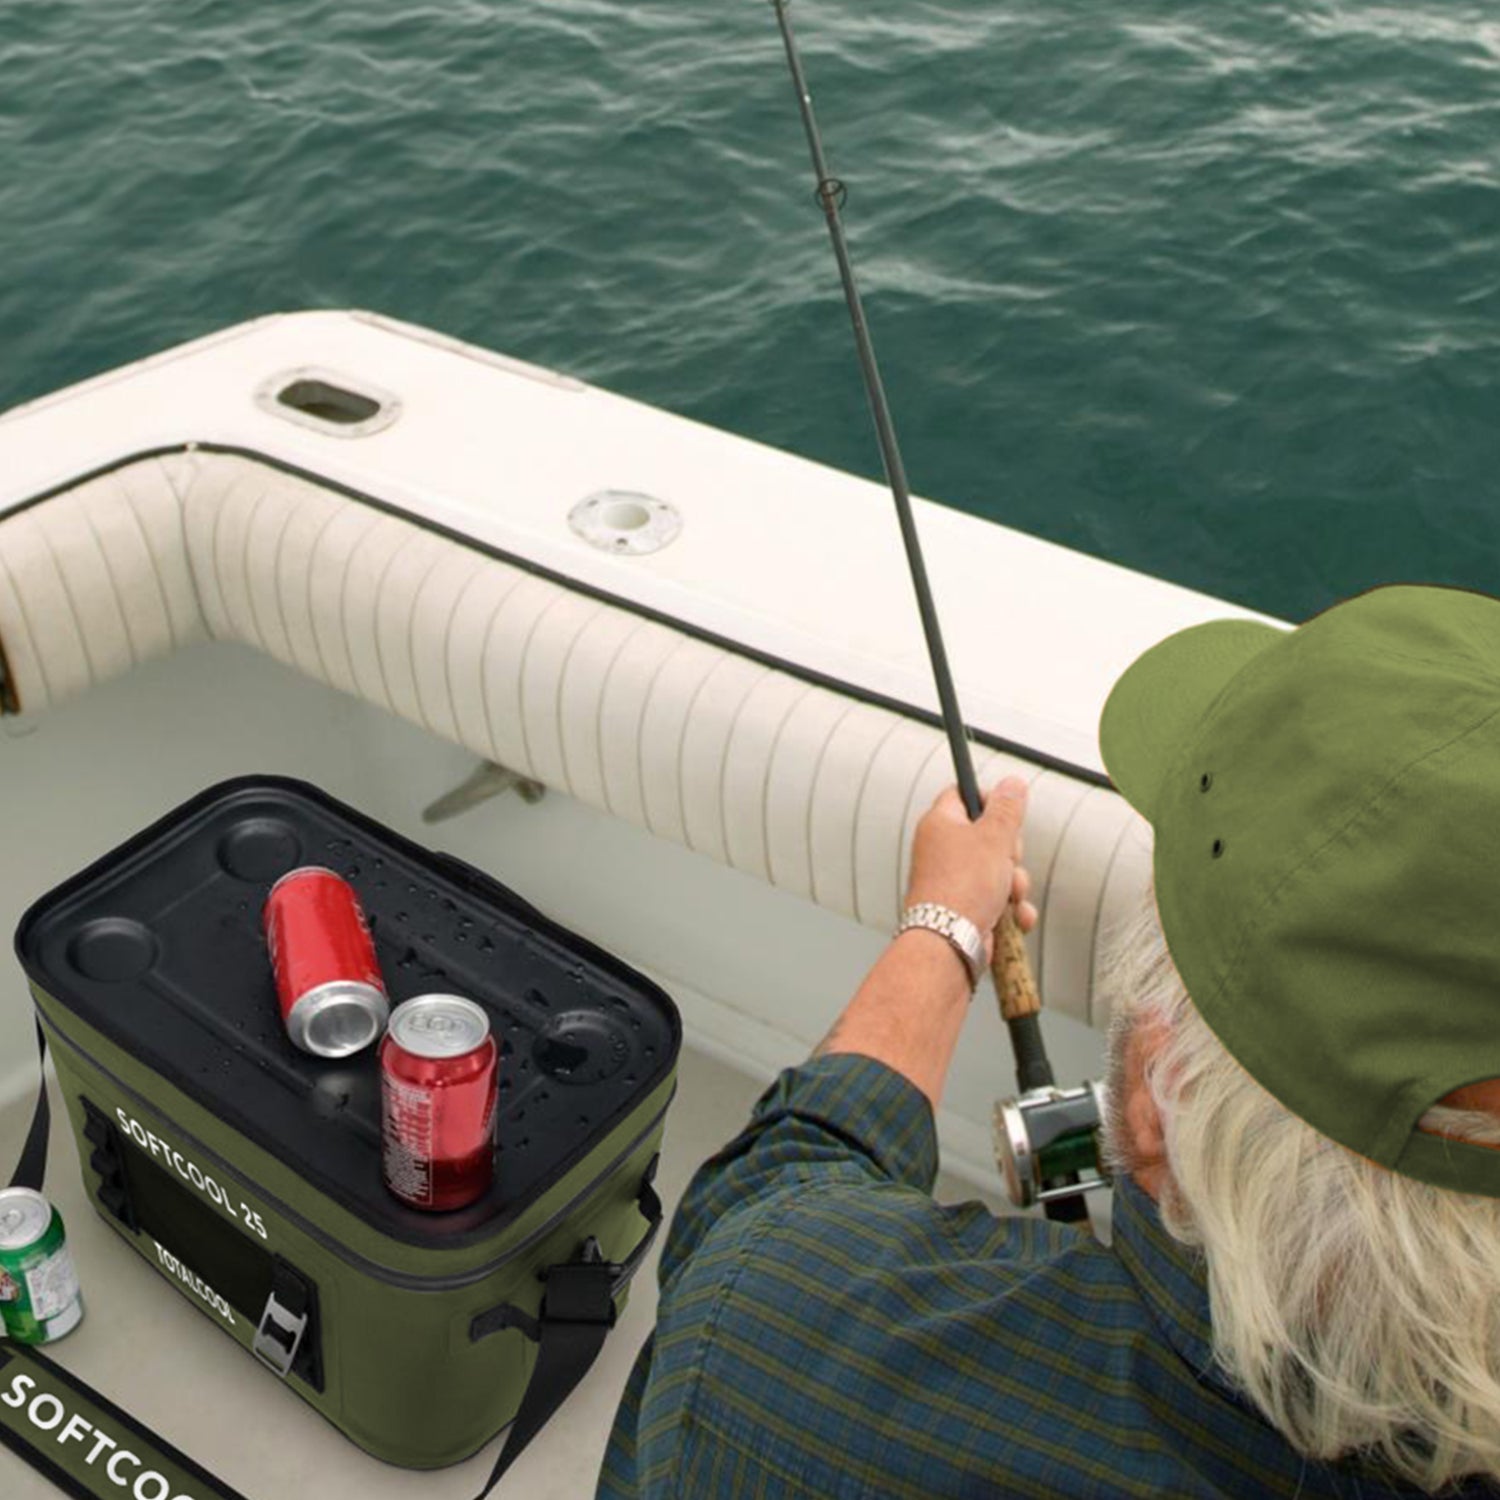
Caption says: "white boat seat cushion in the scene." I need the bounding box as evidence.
[0,452,1150,1029]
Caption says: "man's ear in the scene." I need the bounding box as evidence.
[1123,1021,1170,1201]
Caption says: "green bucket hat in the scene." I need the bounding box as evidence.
[1099,583,1500,1197]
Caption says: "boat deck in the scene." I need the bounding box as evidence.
[2,1042,1008,1499]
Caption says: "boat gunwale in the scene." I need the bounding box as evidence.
[0,439,1111,792]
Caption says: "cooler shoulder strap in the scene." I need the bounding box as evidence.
[472,1253,619,1498]
[0,1344,253,1500]
[9,1022,49,1194]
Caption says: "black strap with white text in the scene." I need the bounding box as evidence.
[0,1344,251,1500]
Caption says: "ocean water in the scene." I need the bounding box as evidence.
[1,0,1497,623]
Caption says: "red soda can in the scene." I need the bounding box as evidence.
[263,867,390,1058]
[380,995,498,1211]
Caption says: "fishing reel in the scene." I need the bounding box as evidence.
[988,916,1111,1216]
[993,1079,1111,1212]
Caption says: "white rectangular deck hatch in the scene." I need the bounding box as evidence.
[256,367,400,438]
[278,378,379,425]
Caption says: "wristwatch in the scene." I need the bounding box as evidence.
[896,903,987,990]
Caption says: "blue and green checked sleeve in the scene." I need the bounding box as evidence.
[596,1054,952,1497]
[653,1052,943,1288]
[596,1052,1449,1499]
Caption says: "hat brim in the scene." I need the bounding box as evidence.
[1099,618,1286,821]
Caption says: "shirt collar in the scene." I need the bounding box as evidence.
[1109,1174,1230,1392]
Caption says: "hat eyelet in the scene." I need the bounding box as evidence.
[1199,772,1213,792]
[1211,838,1225,859]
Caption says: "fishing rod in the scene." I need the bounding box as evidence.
[770,0,1106,1224]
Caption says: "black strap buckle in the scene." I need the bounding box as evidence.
[539,1238,617,1330]
[469,1154,663,1347]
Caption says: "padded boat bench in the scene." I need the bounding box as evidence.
[0,448,1149,1029]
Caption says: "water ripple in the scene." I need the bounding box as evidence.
[0,0,1497,621]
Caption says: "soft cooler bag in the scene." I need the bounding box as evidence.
[11,775,680,1486]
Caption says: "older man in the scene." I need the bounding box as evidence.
[596,583,1500,1498]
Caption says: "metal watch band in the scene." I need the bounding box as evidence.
[896,902,987,988]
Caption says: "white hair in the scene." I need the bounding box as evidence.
[1099,895,1500,1493]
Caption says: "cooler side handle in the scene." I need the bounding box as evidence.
[467,1155,662,1347]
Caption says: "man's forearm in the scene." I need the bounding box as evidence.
[815,928,974,1112]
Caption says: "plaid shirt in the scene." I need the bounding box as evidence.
[597,1053,1488,1499]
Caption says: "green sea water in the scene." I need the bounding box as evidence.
[2,0,1497,622]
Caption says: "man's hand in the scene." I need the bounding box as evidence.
[815,774,1038,1109]
[904,777,1037,963]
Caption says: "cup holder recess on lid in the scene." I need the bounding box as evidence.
[68,919,158,983]
[217,819,303,883]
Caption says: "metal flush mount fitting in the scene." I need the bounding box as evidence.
[568,490,682,556]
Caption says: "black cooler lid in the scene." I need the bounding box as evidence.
[14,776,681,1247]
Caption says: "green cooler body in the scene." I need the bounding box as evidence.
[13,775,679,1474]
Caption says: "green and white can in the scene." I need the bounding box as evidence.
[0,1187,84,1344]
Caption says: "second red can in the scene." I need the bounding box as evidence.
[380,995,499,1211]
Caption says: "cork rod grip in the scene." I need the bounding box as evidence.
[991,906,1041,1021]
